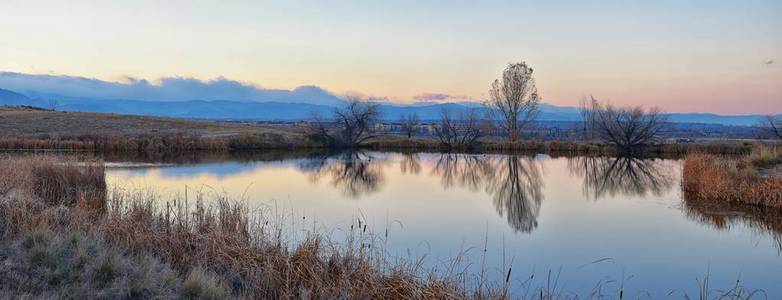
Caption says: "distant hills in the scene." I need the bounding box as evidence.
[0,81,775,127]
[0,88,36,106]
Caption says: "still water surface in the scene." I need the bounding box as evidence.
[105,152,782,297]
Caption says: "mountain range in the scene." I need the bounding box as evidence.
[0,76,775,126]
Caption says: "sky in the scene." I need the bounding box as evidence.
[0,0,780,114]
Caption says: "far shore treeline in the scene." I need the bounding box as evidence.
[1,62,781,156]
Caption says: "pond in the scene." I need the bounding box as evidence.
[103,151,781,298]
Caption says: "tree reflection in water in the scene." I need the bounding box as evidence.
[300,152,545,233]
[399,153,422,175]
[430,154,494,191]
[567,156,675,200]
[431,154,544,233]
[487,155,544,233]
[683,195,782,252]
[300,151,385,199]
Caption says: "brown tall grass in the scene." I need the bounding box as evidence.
[0,155,477,299]
[683,145,782,208]
[0,132,317,154]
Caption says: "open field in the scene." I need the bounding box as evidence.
[0,106,314,152]
[0,106,772,156]
[1,106,247,138]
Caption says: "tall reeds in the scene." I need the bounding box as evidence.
[683,145,782,208]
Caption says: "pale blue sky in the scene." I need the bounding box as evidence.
[0,0,780,113]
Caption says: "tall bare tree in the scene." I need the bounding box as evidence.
[765,115,782,140]
[578,96,599,141]
[486,62,541,143]
[47,99,59,111]
[400,112,420,139]
[433,108,486,149]
[309,98,380,148]
[591,99,667,152]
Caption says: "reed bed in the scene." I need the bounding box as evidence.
[683,145,782,208]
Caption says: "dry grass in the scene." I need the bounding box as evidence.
[0,106,315,153]
[683,145,782,208]
[0,230,187,299]
[0,155,476,299]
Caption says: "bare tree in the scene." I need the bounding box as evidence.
[47,99,59,111]
[486,62,541,143]
[591,99,667,152]
[433,108,486,149]
[578,96,599,141]
[309,98,381,148]
[764,115,782,140]
[400,112,420,139]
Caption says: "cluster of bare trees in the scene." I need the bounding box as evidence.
[579,97,667,152]
[433,108,487,149]
[430,62,541,149]
[308,62,543,149]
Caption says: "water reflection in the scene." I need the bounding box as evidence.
[487,155,544,233]
[567,156,675,200]
[399,153,422,175]
[298,152,546,232]
[98,151,782,296]
[430,154,494,191]
[684,194,782,251]
[300,152,386,199]
[431,154,544,233]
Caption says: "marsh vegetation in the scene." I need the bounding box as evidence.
[2,150,778,298]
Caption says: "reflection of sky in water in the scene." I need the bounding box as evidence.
[106,152,782,298]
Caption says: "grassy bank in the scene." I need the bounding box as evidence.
[0,132,313,153]
[0,155,481,299]
[0,106,763,156]
[683,145,782,209]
